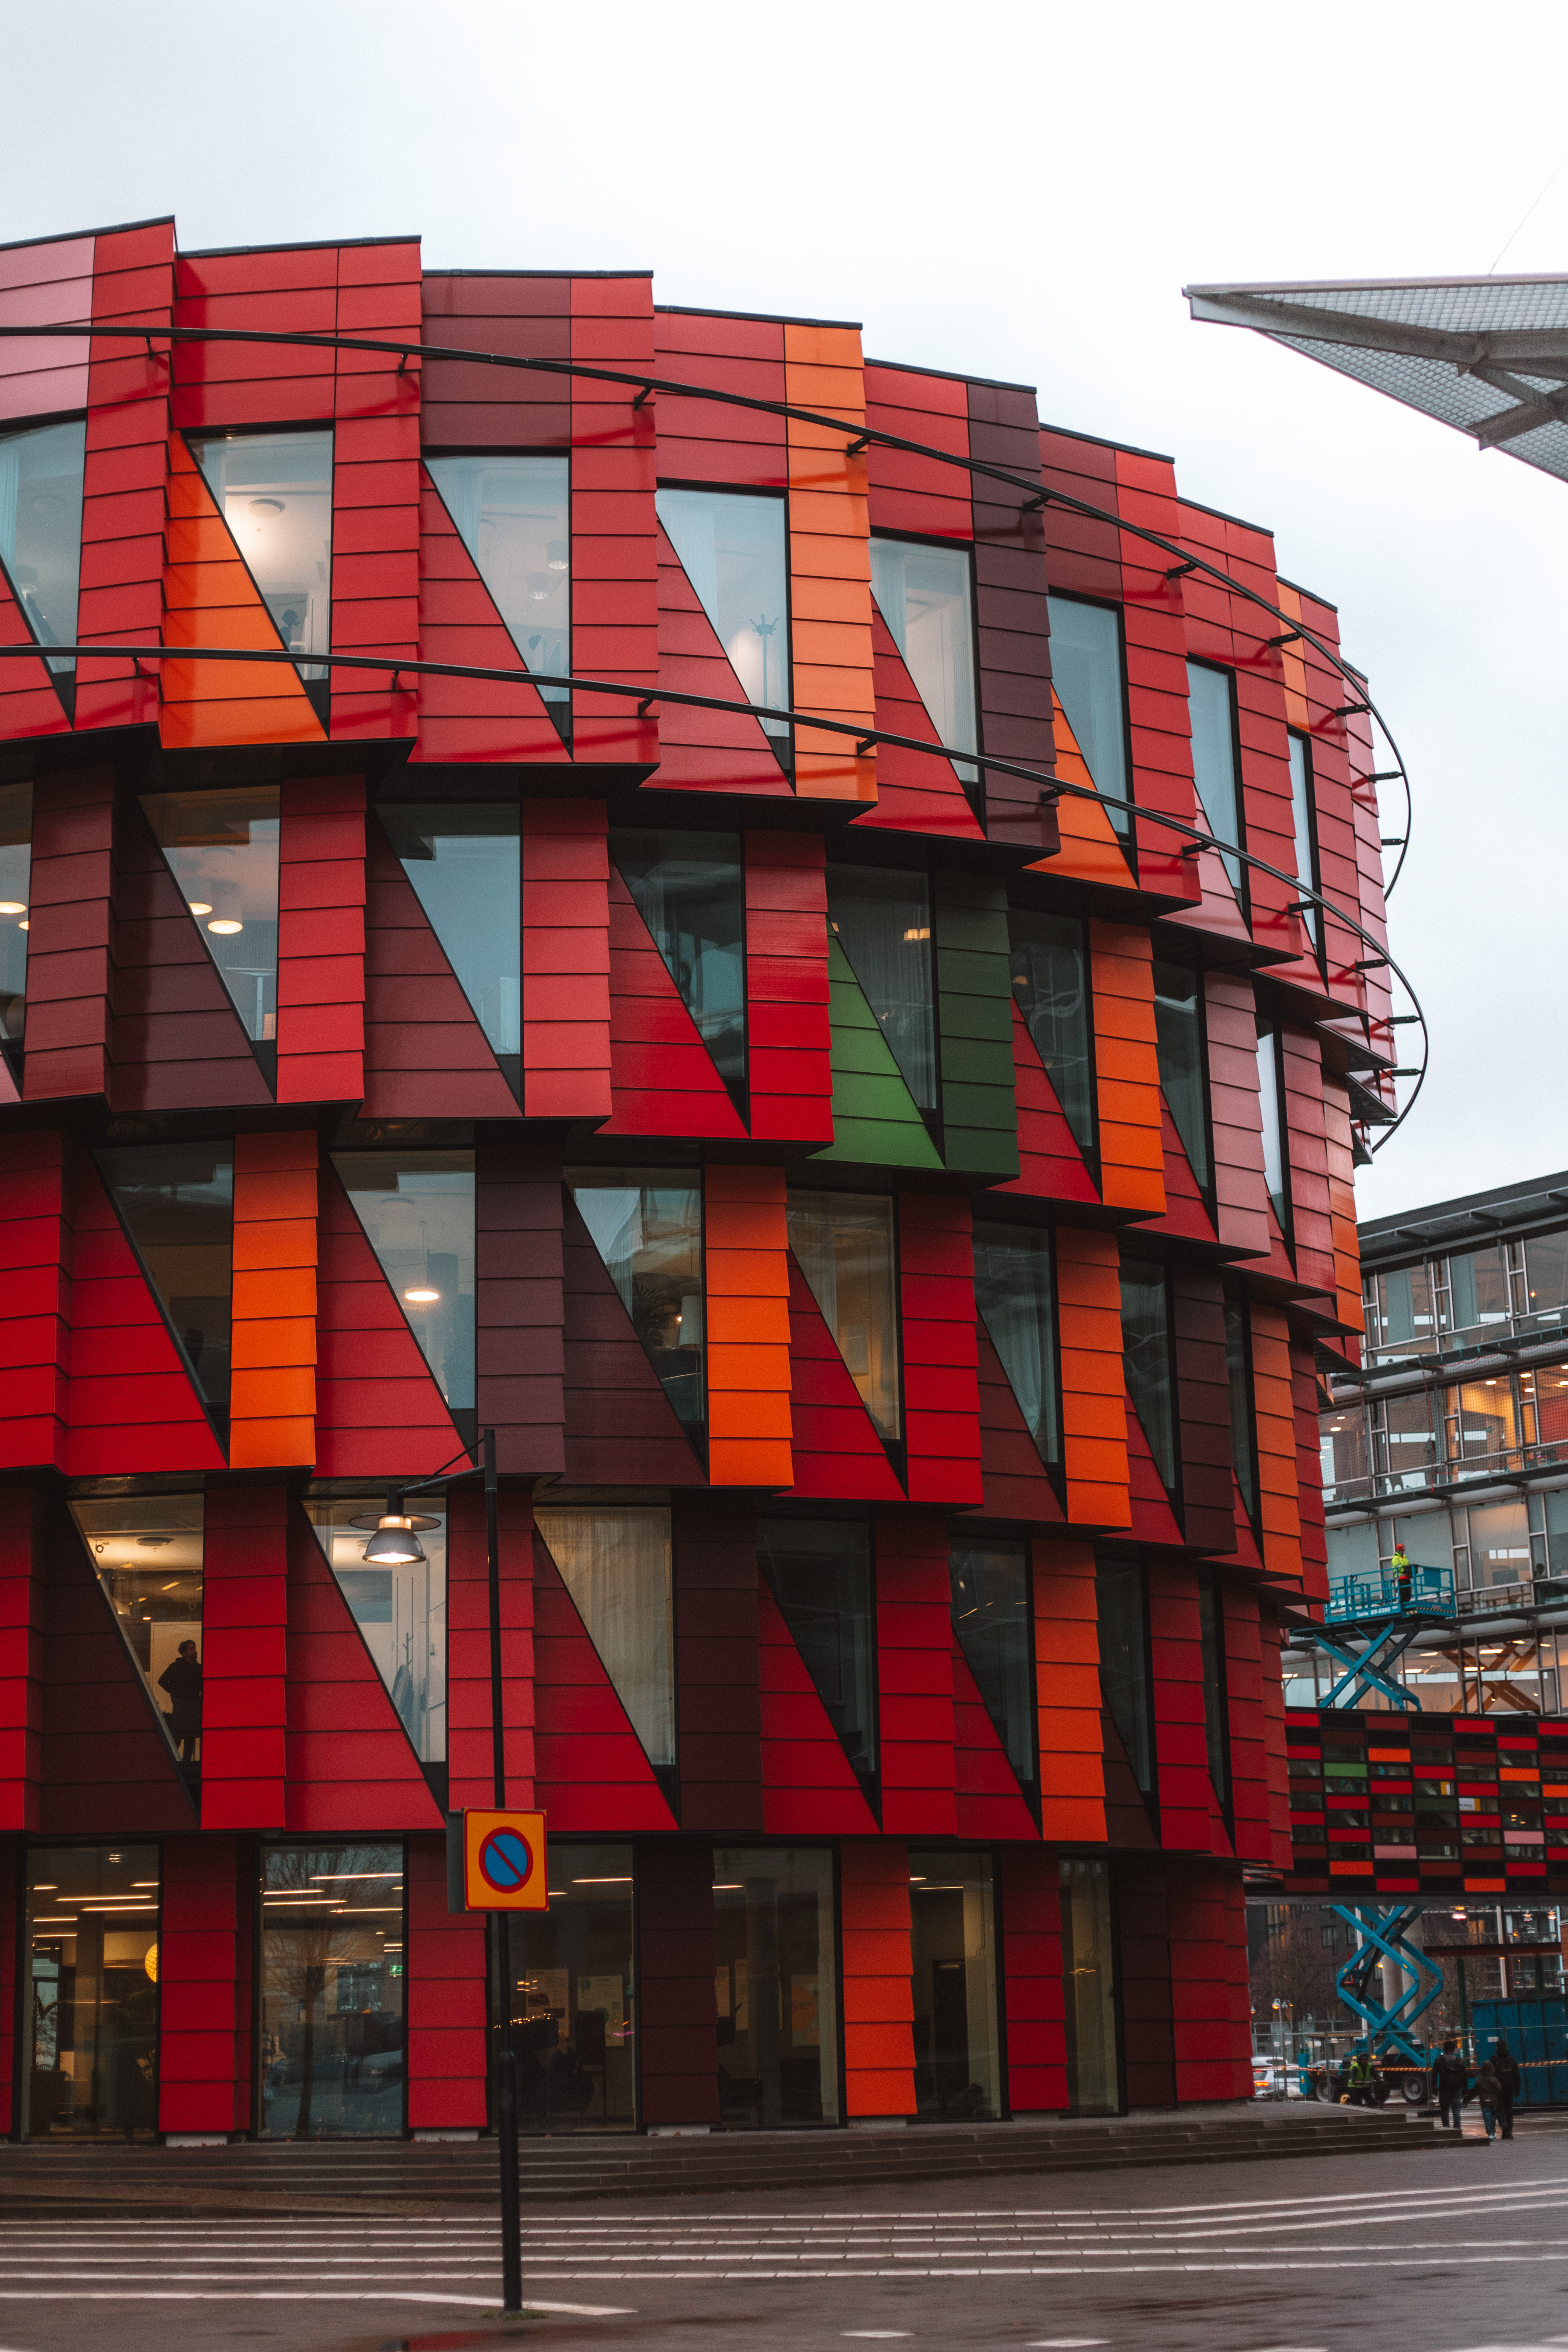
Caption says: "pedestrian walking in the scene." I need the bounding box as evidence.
[1492,2038,1521,2140]
[1431,2036,1468,2132]
[1475,2056,1502,2142]
[1346,2048,1376,2107]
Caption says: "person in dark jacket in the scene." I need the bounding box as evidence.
[1492,2038,1521,2140]
[158,1639,202,1763]
[1432,2037,1468,2132]
[1475,2057,1502,2142]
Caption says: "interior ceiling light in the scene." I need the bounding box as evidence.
[403,1286,441,1303]
[208,918,243,935]
[249,497,284,516]
[0,901,24,914]
[349,1487,440,1566]
[188,900,213,915]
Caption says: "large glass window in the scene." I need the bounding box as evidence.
[1187,660,1242,891]
[612,830,745,1099]
[24,1845,159,2140]
[1463,1497,1533,1593]
[189,430,334,681]
[1523,1361,1568,1456]
[1365,1260,1446,1360]
[96,1142,234,1413]
[1007,907,1094,1155]
[1445,1378,1519,1475]
[972,1220,1059,1465]
[1198,1575,1231,1817]
[536,1506,674,1781]
[950,1535,1035,1789]
[657,486,789,734]
[870,535,978,784]
[826,864,936,1113]
[1287,732,1319,948]
[1256,1015,1287,1230]
[260,1843,406,2138]
[758,1517,877,1798]
[1371,1391,1438,1493]
[567,1170,704,1440]
[1047,596,1130,834]
[332,1152,475,1415]
[141,787,281,1048]
[1119,1258,1176,1491]
[1222,1283,1257,1521]
[1449,1243,1517,1343]
[513,1844,635,2133]
[786,1190,901,1442]
[303,1497,448,1764]
[69,1494,205,1774]
[1152,960,1210,1191]
[1059,1857,1118,2115]
[0,417,86,680]
[1319,1404,1371,1504]
[0,776,31,1040]
[1097,1550,1153,1796]
[714,1848,839,2129]
[377,802,521,1060]
[908,1850,1001,2122]
[425,454,570,707]
[1526,1233,1568,1334]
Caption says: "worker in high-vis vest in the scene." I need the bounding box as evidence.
[1390,1543,1414,1609]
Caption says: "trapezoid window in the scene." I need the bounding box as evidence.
[870,534,978,786]
[949,1534,1035,1790]
[611,829,745,1100]
[0,417,86,693]
[1187,659,1243,893]
[567,1168,705,1441]
[786,1189,900,1444]
[141,786,280,1049]
[1152,959,1210,1193]
[189,430,334,680]
[1118,1254,1176,1494]
[1096,1548,1154,1800]
[758,1516,877,1802]
[331,1151,476,1415]
[657,486,790,736]
[825,864,936,1115]
[1007,906,1094,1156]
[378,801,521,1060]
[1255,1009,1289,1231]
[1198,1573,1232,1820]
[0,776,31,1041]
[69,1493,204,1778]
[303,1497,448,1764]
[534,1506,675,1783]
[1287,732,1320,950]
[259,1842,406,2139]
[1046,595,1130,835]
[426,453,570,712]
[96,1142,234,1415]
[972,1220,1059,1467]
[1223,1282,1259,1524]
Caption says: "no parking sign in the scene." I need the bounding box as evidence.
[446,1808,550,1912]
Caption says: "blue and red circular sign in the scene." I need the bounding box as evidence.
[478,1824,536,1894]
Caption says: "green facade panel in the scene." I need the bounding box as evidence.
[936,874,1020,1179]
[815,937,943,1169]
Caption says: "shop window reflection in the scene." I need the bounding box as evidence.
[713,1848,838,2128]
[69,1493,204,1777]
[907,1849,1002,2121]
[1060,1856,1119,2115]
[24,1844,160,2139]
[786,1190,901,1443]
[303,1497,448,1762]
[511,1845,635,2132]
[259,1842,406,2138]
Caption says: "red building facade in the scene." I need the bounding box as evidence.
[0,217,1392,2142]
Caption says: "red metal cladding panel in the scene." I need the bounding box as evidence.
[561,1187,705,1487]
[201,1487,288,1831]
[447,1488,535,1817]
[171,243,337,432]
[0,1489,46,1831]
[22,768,116,1105]
[522,800,611,1122]
[852,607,985,844]
[744,830,832,1145]
[406,1830,488,2130]
[331,240,421,744]
[952,1642,1037,1841]
[864,361,971,543]
[0,567,70,741]
[602,864,746,1140]
[0,229,93,424]
[994,1001,1099,1206]
[411,463,569,766]
[1124,1393,1184,1550]
[75,222,174,736]
[649,522,791,797]
[973,1324,1064,1527]
[781,1254,904,1504]
[1146,1562,1213,1854]
[652,307,787,489]
[968,379,1057,852]
[1167,1865,1251,2101]
[0,1134,70,1473]
[313,1159,464,1478]
[897,1194,982,1508]
[276,776,366,1105]
[420,273,571,451]
[875,1518,956,1837]
[758,1573,879,1837]
[569,276,658,770]
[532,1527,677,1833]
[999,1845,1067,2114]
[1113,446,1201,911]
[157,1833,245,2134]
[1151,1098,1216,1244]
[361,812,519,1121]
[476,1136,566,1480]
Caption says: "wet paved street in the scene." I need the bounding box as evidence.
[7,2120,1568,2352]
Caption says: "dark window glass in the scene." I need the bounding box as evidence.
[714,1848,839,2128]
[758,1517,876,1795]
[1119,1259,1176,1491]
[612,830,745,1098]
[972,1220,1058,1463]
[189,431,334,680]
[870,535,977,784]
[908,1849,1001,2121]
[259,1843,405,2138]
[332,1152,475,1413]
[1449,1243,1514,1342]
[305,1499,449,1764]
[826,864,936,1112]
[1047,596,1130,833]
[1098,1551,1153,1794]
[568,1169,704,1439]
[657,487,789,734]
[0,776,31,1040]
[1198,1574,1232,1816]
[787,1190,900,1441]
[97,1142,234,1411]
[1059,1857,1118,2114]
[1187,660,1242,890]
[1223,1285,1257,1520]
[514,1844,635,2133]
[1008,907,1094,1155]
[1287,732,1319,948]
[141,787,280,1047]
[67,1495,204,1778]
[425,455,570,707]
[23,1844,160,2139]
[949,1535,1035,1787]
[378,803,521,1060]
[1256,1015,1287,1227]
[0,418,85,676]
[1152,960,1209,1191]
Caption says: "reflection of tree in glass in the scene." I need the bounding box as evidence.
[262,1843,402,2141]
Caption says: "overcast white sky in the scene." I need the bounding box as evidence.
[2,0,1564,1228]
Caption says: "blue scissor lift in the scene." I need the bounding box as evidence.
[1296,1564,1459,2084]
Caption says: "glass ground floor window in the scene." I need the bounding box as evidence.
[714,1847,839,2128]
[259,1842,406,2138]
[24,1845,161,2139]
[907,1848,1002,2121]
[510,1843,635,2133]
[1060,1856,1119,2115]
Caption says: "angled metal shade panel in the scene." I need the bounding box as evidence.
[1186,274,1568,483]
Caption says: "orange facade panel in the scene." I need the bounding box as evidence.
[1089,919,1164,1217]
[229,1130,318,1469]
[783,324,876,804]
[1250,1299,1304,1588]
[703,1164,793,1489]
[1054,1226,1131,1529]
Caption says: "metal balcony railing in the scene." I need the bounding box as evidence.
[1323,1565,1457,1624]
[1323,1435,1568,1509]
